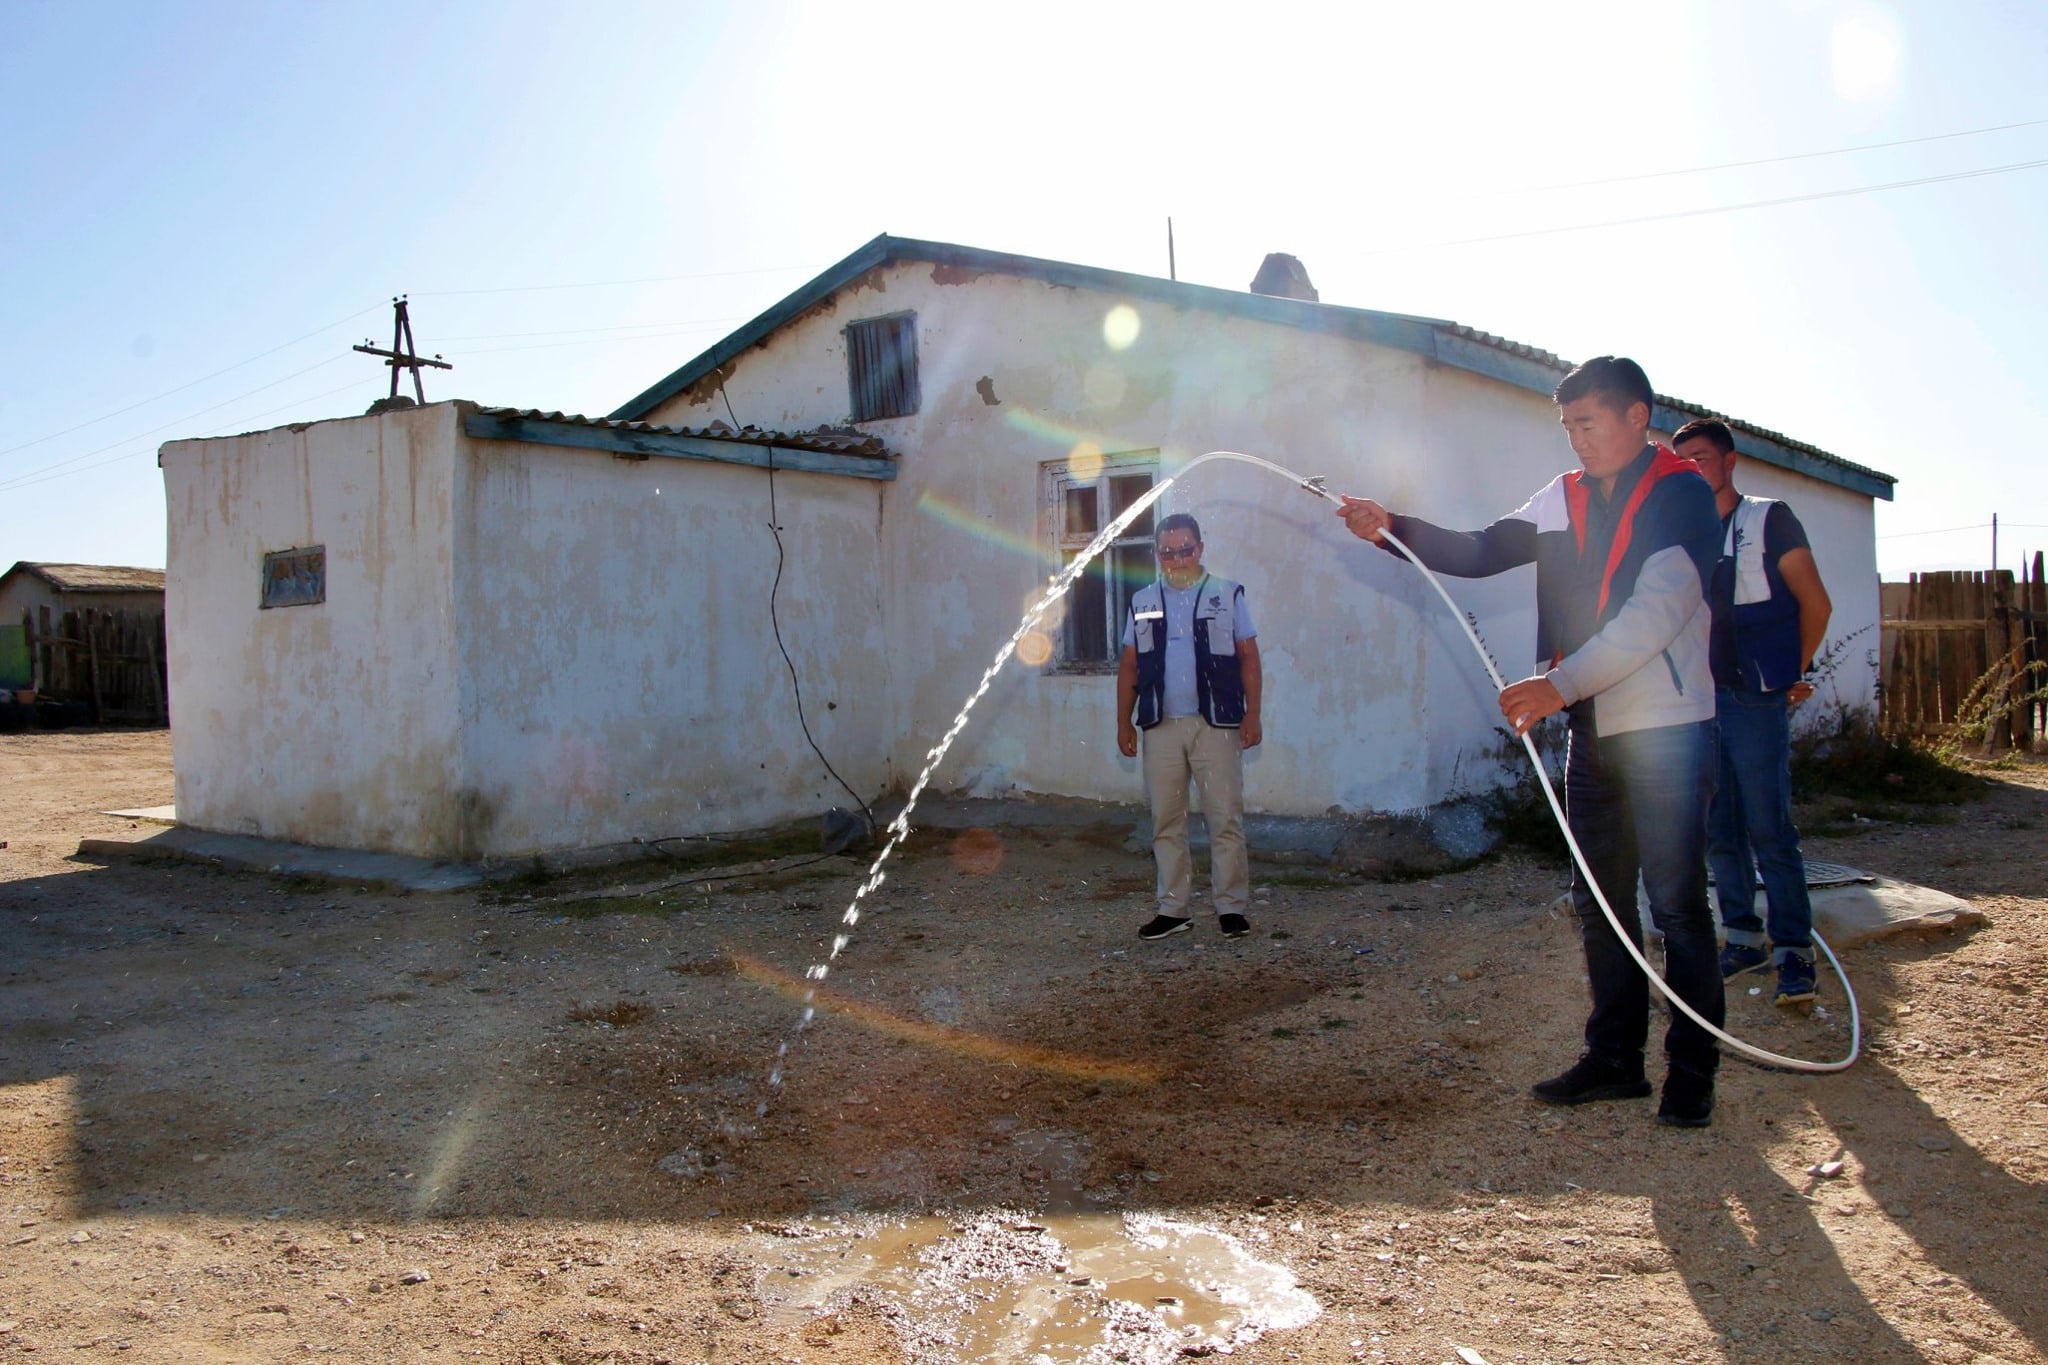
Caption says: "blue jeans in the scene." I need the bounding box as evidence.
[1566,714,1724,1078]
[1708,686,1814,962]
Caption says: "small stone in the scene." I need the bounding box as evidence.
[1807,1309,1836,1322]
[348,1231,366,1243]
[1915,1137,1951,1153]
[1809,1161,1845,1178]
[399,1269,429,1285]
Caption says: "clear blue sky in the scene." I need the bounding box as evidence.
[3,0,2044,581]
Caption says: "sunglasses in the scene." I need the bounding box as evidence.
[1157,544,1200,561]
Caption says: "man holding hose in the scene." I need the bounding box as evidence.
[1337,356,1727,1127]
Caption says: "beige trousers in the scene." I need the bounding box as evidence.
[1142,715,1249,918]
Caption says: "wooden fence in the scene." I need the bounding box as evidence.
[19,606,168,726]
[1881,554,2046,749]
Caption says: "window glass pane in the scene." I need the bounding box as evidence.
[1109,475,1154,539]
[1063,551,1108,662]
[1063,486,1099,539]
[1109,543,1154,643]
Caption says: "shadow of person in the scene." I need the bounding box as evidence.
[1643,1016,2046,1361]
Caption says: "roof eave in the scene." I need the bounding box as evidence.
[610,235,1896,502]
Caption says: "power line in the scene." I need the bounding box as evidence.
[1877,522,1992,540]
[435,315,742,342]
[0,377,373,496]
[0,304,383,461]
[453,323,733,359]
[1494,114,2048,195]
[0,355,352,493]
[1368,156,2048,255]
[414,262,809,298]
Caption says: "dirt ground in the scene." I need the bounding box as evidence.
[3,729,2046,1365]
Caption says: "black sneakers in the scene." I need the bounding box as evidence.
[1138,914,1191,940]
[1531,1054,1654,1106]
[1656,1069,1715,1128]
[1218,913,1251,939]
[1719,942,1769,979]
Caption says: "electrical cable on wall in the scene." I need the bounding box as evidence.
[720,382,877,834]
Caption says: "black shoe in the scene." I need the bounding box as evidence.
[1218,913,1250,939]
[1531,1054,1652,1106]
[1656,1070,1715,1128]
[1719,942,1769,979]
[1138,914,1191,941]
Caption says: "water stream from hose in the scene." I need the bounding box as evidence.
[762,447,1857,1118]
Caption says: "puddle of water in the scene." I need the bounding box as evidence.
[757,1208,1318,1362]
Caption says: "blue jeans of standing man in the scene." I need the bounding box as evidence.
[1566,714,1724,1079]
[1708,686,1814,963]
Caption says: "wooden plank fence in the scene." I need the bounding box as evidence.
[19,606,168,726]
[1881,556,2046,749]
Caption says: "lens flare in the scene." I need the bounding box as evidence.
[1083,365,1126,408]
[731,949,1164,1085]
[1103,304,1141,351]
[914,489,1061,568]
[1068,440,1105,483]
[949,827,1005,875]
[1015,629,1054,667]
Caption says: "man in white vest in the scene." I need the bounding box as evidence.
[1672,418,1834,1007]
[1115,513,1264,941]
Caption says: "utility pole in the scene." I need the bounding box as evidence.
[354,296,452,402]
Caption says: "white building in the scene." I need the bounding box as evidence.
[159,235,1894,860]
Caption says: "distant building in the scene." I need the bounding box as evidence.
[160,235,1895,861]
[1,562,165,627]
[0,564,167,720]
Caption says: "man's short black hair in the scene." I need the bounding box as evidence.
[1671,417,1735,456]
[1156,512,1202,543]
[1554,355,1654,419]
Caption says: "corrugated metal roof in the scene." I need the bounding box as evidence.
[475,408,891,459]
[1434,324,1570,371]
[1650,392,1895,487]
[8,562,165,593]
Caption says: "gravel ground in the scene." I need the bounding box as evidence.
[2,729,2045,1364]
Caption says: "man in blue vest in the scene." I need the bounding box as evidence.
[1672,418,1834,1007]
[1116,513,1263,941]
[1337,356,1727,1127]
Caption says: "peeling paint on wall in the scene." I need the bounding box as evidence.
[975,376,1000,406]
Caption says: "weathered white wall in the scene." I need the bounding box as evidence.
[165,270,1884,859]
[447,429,890,855]
[162,404,465,854]
[646,261,1884,816]
[164,402,894,859]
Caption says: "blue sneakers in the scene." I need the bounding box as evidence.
[1774,955,1818,1006]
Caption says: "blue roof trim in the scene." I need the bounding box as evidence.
[611,234,1895,502]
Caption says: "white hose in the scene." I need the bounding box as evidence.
[1182,449,1861,1073]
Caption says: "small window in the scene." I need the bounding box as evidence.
[1042,453,1159,670]
[845,314,920,421]
[261,546,326,609]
